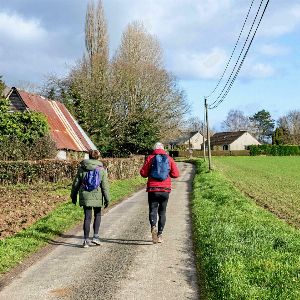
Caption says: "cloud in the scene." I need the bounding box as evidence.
[259,44,290,56]
[169,47,227,80]
[0,11,46,41]
[258,3,300,37]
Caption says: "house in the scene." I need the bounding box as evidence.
[6,87,97,160]
[210,131,260,151]
[169,131,206,150]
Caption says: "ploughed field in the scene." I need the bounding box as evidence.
[212,156,300,228]
[0,182,70,239]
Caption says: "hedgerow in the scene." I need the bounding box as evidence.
[0,156,145,184]
[249,145,300,156]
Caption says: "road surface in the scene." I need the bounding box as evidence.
[0,162,199,300]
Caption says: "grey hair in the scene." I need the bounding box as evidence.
[153,142,164,150]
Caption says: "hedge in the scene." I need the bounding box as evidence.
[249,145,300,156]
[169,150,250,157]
[0,156,145,184]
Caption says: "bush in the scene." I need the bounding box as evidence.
[0,156,145,184]
[249,145,300,156]
[0,135,57,161]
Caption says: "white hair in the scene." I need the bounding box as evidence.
[153,142,164,150]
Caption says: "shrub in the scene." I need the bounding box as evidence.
[249,145,300,156]
[0,156,145,184]
[0,135,57,161]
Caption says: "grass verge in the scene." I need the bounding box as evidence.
[0,176,146,275]
[192,159,300,300]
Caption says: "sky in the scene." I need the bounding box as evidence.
[0,0,300,130]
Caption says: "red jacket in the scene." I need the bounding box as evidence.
[140,149,180,192]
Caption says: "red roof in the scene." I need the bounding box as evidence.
[15,88,96,152]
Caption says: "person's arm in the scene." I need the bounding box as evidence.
[101,169,110,207]
[70,167,82,204]
[140,155,152,178]
[169,157,180,178]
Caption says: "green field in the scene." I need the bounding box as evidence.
[212,156,300,228]
[192,159,300,300]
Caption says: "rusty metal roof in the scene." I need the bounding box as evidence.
[13,88,97,152]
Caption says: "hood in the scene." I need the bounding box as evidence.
[152,149,167,155]
[80,159,103,171]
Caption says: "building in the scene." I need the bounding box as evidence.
[169,131,206,150]
[210,131,260,151]
[7,87,97,159]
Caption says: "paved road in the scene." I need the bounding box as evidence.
[0,162,198,300]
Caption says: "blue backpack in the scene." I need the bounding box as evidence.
[82,166,102,191]
[150,154,170,181]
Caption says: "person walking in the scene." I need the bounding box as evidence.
[140,142,180,244]
[71,149,110,248]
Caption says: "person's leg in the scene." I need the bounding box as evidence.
[93,207,102,236]
[83,206,93,247]
[91,207,102,245]
[157,192,169,236]
[148,192,159,243]
[148,192,159,228]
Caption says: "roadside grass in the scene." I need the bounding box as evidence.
[0,176,146,275]
[192,159,300,300]
[212,156,300,228]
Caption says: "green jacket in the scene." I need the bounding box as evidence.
[70,159,110,207]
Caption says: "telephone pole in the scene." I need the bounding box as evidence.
[203,98,206,161]
[205,97,212,171]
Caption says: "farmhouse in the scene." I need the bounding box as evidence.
[6,87,97,159]
[210,131,260,151]
[169,131,205,150]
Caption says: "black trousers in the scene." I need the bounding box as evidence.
[83,206,101,240]
[148,192,169,235]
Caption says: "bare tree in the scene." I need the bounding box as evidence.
[222,109,251,132]
[277,110,300,144]
[183,116,205,133]
[111,22,189,149]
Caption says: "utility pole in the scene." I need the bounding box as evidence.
[202,98,206,161]
[205,97,212,171]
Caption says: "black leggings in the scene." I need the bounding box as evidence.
[83,206,101,240]
[148,192,169,235]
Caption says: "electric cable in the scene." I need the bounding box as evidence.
[209,0,270,109]
[206,0,256,99]
[209,0,266,108]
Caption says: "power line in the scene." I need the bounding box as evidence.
[209,0,270,109]
[209,0,266,108]
[206,0,256,99]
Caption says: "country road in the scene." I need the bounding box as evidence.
[0,162,199,300]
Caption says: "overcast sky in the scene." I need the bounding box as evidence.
[0,0,300,129]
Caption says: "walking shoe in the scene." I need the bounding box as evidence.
[83,240,90,248]
[151,226,158,244]
[91,237,101,245]
[157,234,163,243]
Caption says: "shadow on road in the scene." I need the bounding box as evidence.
[100,237,153,246]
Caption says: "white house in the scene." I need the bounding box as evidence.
[169,131,206,150]
[210,131,260,151]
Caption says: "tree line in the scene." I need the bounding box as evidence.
[221,109,300,145]
[41,0,189,156]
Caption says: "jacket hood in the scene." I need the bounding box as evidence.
[80,159,103,171]
[152,149,167,155]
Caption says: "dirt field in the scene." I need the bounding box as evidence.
[0,182,70,239]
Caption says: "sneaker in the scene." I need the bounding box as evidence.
[157,234,163,243]
[91,237,101,245]
[83,240,90,248]
[151,226,158,244]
